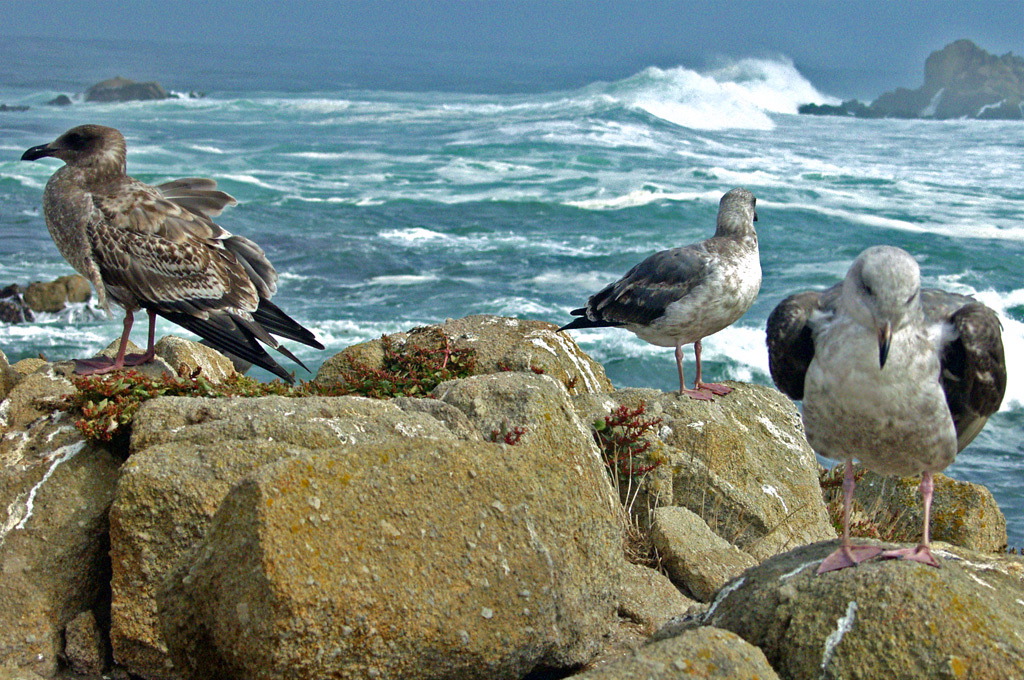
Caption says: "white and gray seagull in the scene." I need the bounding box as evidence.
[559,188,760,400]
[767,245,1005,573]
[21,124,323,382]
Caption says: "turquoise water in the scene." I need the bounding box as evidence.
[1,38,1022,544]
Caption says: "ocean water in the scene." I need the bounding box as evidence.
[1,38,1022,544]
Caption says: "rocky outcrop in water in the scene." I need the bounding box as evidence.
[801,39,1024,120]
[0,315,1017,679]
[85,77,169,103]
[0,275,92,325]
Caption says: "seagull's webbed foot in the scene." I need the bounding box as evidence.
[879,544,941,567]
[695,381,733,396]
[74,350,156,376]
[817,543,885,574]
[74,356,125,376]
[680,387,715,401]
[121,350,156,367]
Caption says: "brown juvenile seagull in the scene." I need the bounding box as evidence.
[558,188,760,400]
[766,246,1005,573]
[21,124,323,382]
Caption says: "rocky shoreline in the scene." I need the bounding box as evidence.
[0,314,1020,679]
[1,76,205,112]
[801,39,1024,121]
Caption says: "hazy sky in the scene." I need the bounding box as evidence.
[3,1,1023,97]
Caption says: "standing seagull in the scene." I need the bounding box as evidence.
[766,246,1005,573]
[559,188,760,400]
[21,124,323,382]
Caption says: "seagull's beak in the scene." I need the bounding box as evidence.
[753,210,758,222]
[21,143,53,161]
[877,321,892,368]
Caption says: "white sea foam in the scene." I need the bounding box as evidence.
[607,58,838,132]
[287,98,355,114]
[529,270,619,290]
[477,297,552,317]
[369,274,439,286]
[187,144,227,154]
[379,227,450,243]
[567,188,708,210]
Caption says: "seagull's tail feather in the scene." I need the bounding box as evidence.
[224,235,278,299]
[234,314,312,373]
[156,309,295,383]
[558,308,624,332]
[253,298,325,349]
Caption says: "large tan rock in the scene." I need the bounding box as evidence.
[63,609,107,677]
[0,416,119,676]
[572,626,781,680]
[0,349,17,402]
[0,366,75,433]
[159,437,625,680]
[153,336,238,383]
[111,395,466,680]
[432,371,601,461]
[315,315,612,395]
[616,563,697,634]
[706,540,1024,679]
[0,352,18,392]
[650,506,757,602]
[574,385,836,561]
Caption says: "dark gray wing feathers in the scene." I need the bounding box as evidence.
[562,245,710,329]
[766,290,822,400]
[931,298,1006,450]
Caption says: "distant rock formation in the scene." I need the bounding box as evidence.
[0,274,91,324]
[46,94,72,106]
[801,39,1024,120]
[85,76,169,102]
[0,104,30,112]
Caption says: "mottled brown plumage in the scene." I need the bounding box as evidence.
[21,124,322,381]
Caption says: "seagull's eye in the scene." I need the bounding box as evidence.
[906,292,917,304]
[63,133,86,149]
[863,283,873,297]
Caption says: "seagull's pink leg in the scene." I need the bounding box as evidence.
[880,471,941,567]
[818,459,884,574]
[76,310,159,375]
[692,339,732,396]
[121,311,157,366]
[676,341,713,400]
